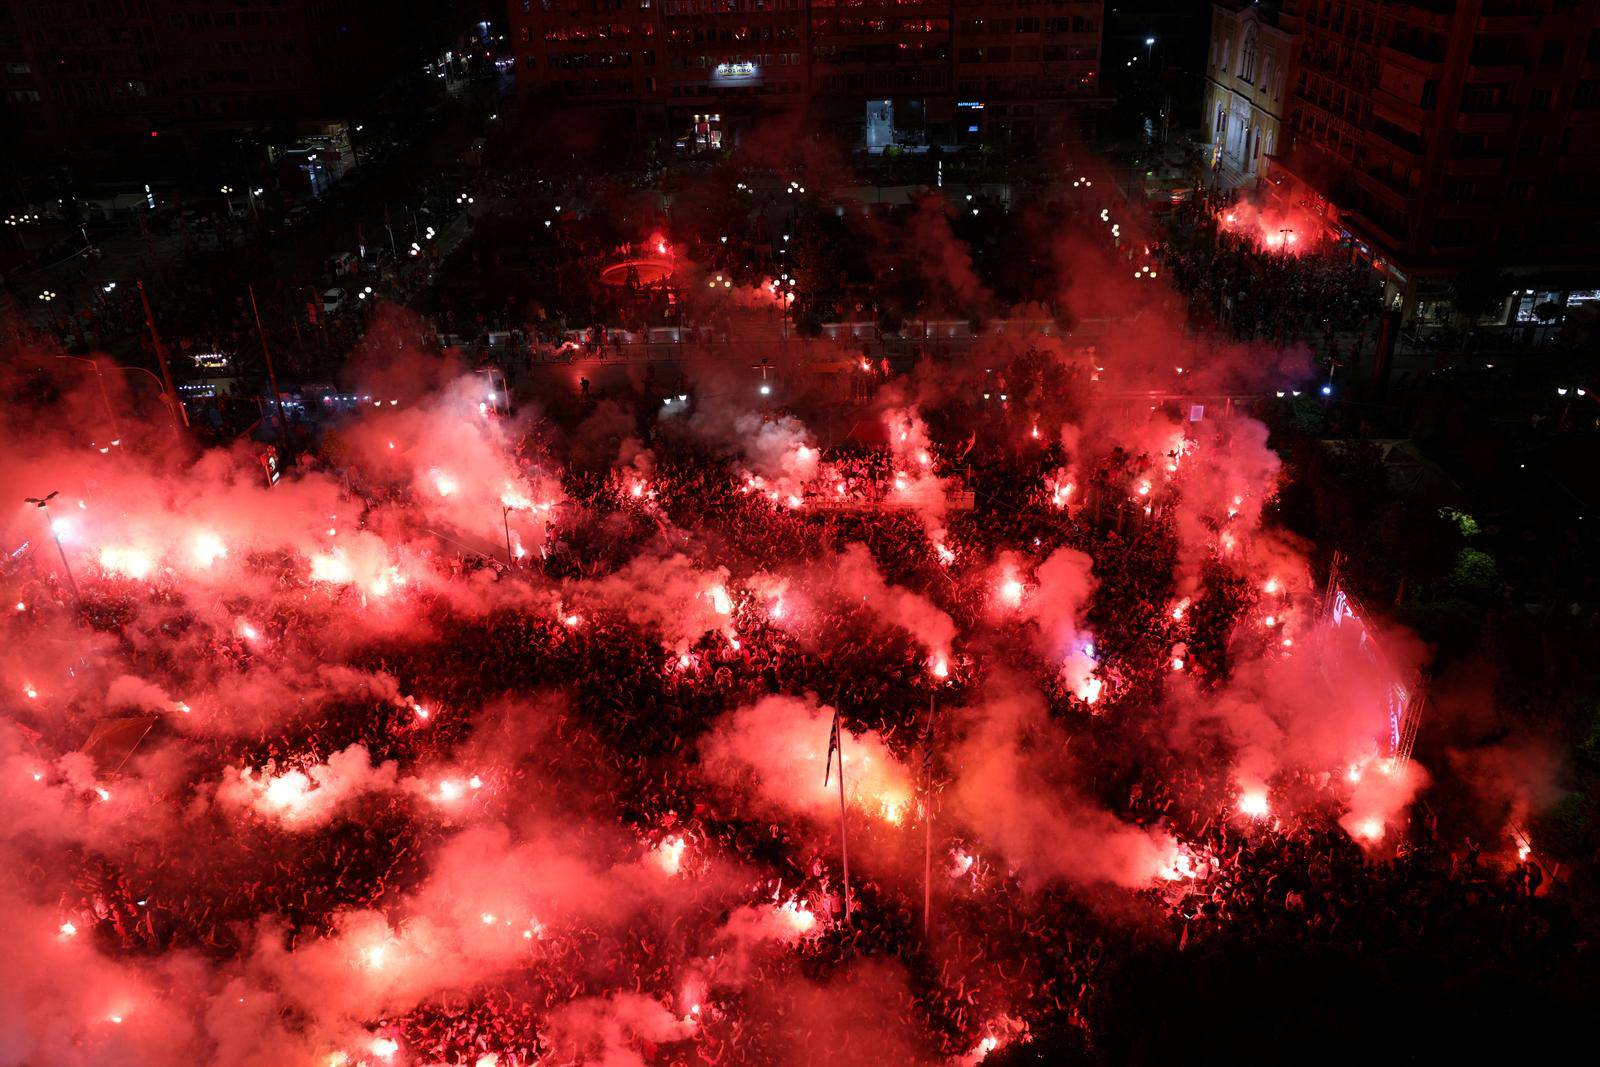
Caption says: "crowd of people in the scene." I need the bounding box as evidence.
[1158,194,1383,352]
[5,345,1572,1064]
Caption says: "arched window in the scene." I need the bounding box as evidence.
[1240,28,1258,84]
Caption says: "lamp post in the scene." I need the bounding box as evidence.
[136,279,189,430]
[23,492,79,601]
[55,355,122,446]
[1145,36,1156,74]
[49,354,181,436]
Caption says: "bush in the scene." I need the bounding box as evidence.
[1445,547,1499,598]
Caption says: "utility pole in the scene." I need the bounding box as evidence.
[249,284,292,450]
[923,693,935,938]
[825,702,852,925]
[136,278,188,429]
[836,729,851,924]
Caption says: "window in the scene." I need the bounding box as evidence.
[1239,29,1257,83]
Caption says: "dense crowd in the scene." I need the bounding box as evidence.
[1158,196,1383,351]
[4,363,1571,1065]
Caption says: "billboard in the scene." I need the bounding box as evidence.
[711,62,761,86]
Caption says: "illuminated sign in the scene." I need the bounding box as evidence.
[193,352,230,370]
[259,447,280,487]
[711,62,761,86]
[957,101,984,109]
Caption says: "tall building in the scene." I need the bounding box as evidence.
[1268,0,1600,322]
[1204,1,1294,184]
[0,1,445,176]
[508,0,1106,146]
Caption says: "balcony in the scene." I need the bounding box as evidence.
[1464,61,1526,82]
[1392,1,1454,34]
[1353,168,1409,212]
[1445,155,1504,177]
[1454,108,1513,133]
[1477,13,1541,31]
[1338,208,1407,253]
[1477,1,1542,32]
[1372,87,1429,132]
[1366,117,1425,157]
[1380,42,1444,75]
[1556,153,1600,174]
[1435,199,1498,219]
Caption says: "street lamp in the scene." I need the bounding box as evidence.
[1145,36,1156,67]
[55,354,123,444]
[23,492,80,601]
[39,289,56,303]
[501,503,516,568]
[50,355,182,434]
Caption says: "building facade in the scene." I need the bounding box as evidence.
[508,0,1106,146]
[1204,1,1294,182]
[0,0,443,175]
[1267,0,1600,321]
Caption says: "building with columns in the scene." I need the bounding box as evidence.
[1204,1,1295,185]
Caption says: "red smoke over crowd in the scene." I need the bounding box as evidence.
[0,197,1567,1064]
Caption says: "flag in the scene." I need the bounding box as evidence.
[824,706,841,788]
